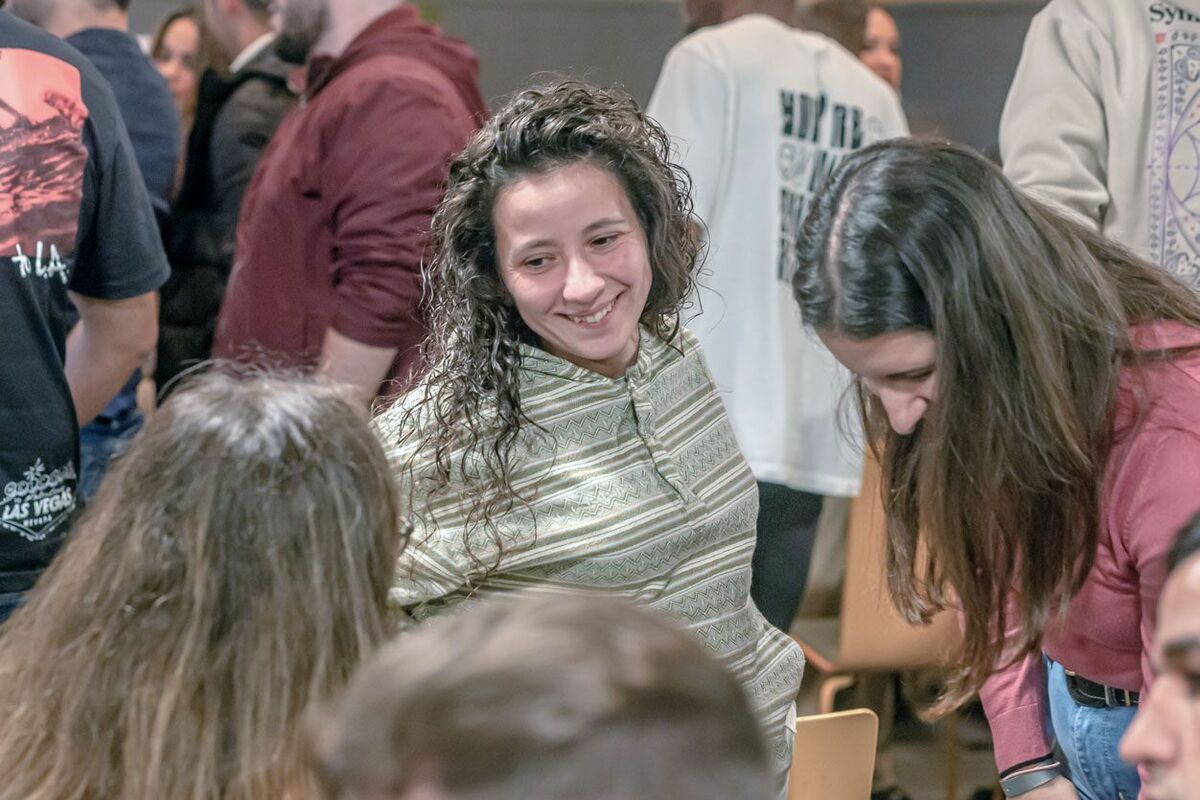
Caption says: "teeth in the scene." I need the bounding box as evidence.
[572,300,614,324]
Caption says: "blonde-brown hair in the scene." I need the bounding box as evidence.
[0,373,405,800]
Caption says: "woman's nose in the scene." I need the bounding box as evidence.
[874,385,928,435]
[562,257,604,305]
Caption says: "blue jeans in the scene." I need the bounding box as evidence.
[79,405,143,503]
[1046,658,1140,800]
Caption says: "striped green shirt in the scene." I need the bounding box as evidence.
[376,327,804,775]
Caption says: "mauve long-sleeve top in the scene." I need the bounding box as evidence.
[980,321,1200,773]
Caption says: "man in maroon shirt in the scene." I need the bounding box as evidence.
[213,0,486,404]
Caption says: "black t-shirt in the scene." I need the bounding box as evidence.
[0,11,169,593]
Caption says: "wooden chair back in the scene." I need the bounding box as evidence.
[835,453,959,671]
[787,709,879,800]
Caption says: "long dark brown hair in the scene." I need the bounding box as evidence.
[381,80,699,567]
[793,138,1200,712]
[0,373,404,799]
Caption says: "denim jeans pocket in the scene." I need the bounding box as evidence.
[1045,658,1140,800]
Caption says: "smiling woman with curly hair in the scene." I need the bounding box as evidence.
[376,80,804,794]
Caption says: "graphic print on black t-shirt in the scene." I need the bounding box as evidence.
[0,48,86,547]
[0,48,86,269]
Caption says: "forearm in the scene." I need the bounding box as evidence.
[317,327,398,408]
[65,293,159,425]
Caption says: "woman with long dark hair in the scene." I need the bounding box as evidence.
[802,0,902,92]
[0,373,403,799]
[150,6,202,161]
[792,138,1200,800]
[377,80,804,793]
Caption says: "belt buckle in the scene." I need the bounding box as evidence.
[1104,684,1134,707]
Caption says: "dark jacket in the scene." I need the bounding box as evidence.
[158,43,297,389]
[213,6,486,391]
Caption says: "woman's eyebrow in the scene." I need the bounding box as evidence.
[582,217,627,233]
[885,364,935,380]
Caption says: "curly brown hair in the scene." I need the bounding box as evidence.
[385,80,701,569]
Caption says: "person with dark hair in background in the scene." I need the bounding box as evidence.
[150,5,200,157]
[801,0,901,92]
[213,0,486,406]
[9,0,180,501]
[0,9,165,622]
[0,373,404,800]
[858,3,900,91]
[793,137,1200,800]
[1120,512,1200,800]
[646,0,906,640]
[157,0,297,392]
[1001,0,1200,290]
[800,0,867,51]
[313,594,773,800]
[376,79,803,798]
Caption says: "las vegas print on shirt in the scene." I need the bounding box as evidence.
[0,47,86,542]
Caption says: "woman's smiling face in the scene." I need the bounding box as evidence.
[493,161,653,378]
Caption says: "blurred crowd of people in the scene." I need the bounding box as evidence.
[0,0,1199,799]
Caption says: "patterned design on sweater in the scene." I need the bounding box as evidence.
[376,327,805,775]
[1150,23,1200,286]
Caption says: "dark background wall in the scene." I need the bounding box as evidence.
[129,0,186,34]
[888,1,1045,153]
[433,0,1047,153]
[127,0,1047,153]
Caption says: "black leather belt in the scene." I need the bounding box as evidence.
[1064,671,1140,708]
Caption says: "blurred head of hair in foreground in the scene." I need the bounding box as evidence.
[312,593,772,800]
[0,372,405,800]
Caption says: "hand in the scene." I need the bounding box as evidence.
[1017,776,1080,800]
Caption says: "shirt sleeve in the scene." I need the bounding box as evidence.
[375,403,473,614]
[976,600,1053,773]
[391,529,472,617]
[320,75,468,351]
[647,42,730,226]
[1120,429,1200,694]
[999,0,1111,228]
[69,78,170,300]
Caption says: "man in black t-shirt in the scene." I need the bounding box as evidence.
[10,0,182,502]
[0,10,168,621]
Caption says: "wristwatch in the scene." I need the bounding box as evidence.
[1000,758,1064,797]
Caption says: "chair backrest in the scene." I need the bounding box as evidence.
[836,453,960,670]
[787,709,878,800]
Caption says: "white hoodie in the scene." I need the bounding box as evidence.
[1001,0,1200,288]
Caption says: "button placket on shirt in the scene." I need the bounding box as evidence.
[627,377,701,507]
